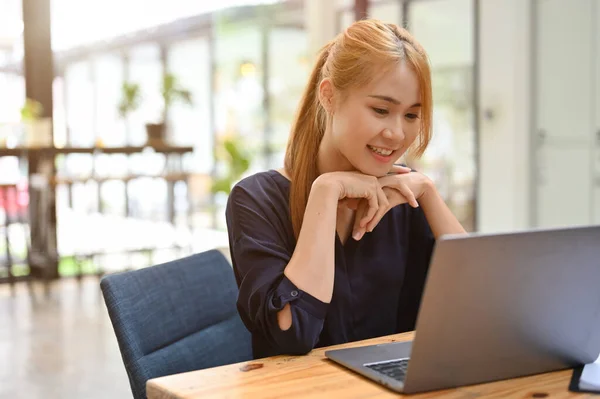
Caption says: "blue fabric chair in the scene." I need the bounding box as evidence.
[100,249,253,399]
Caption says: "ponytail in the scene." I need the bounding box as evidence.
[284,41,334,239]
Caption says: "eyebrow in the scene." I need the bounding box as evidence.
[368,95,421,108]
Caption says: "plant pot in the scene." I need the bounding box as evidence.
[23,118,53,147]
[145,123,166,147]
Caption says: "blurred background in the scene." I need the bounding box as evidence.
[0,0,598,397]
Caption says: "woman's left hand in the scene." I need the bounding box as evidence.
[352,171,433,240]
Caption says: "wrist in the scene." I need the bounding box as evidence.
[420,175,436,200]
[312,174,342,201]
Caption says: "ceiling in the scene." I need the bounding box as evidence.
[0,0,282,53]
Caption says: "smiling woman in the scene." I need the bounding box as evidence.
[225,19,466,360]
[319,62,426,177]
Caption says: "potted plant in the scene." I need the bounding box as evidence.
[116,82,142,146]
[211,136,252,196]
[21,98,52,147]
[118,82,142,119]
[146,73,193,148]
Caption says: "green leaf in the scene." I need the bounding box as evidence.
[211,178,234,195]
[20,98,44,121]
[162,73,193,108]
[118,82,141,118]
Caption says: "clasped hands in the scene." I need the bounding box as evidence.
[337,165,431,240]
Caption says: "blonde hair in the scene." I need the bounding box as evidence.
[284,19,433,239]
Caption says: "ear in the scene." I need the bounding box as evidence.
[318,78,335,114]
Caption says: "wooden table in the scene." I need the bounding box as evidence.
[147,332,592,398]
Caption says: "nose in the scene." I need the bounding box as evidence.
[381,121,405,143]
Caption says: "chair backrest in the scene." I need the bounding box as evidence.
[100,249,252,399]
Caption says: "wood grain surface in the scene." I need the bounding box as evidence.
[147,332,593,398]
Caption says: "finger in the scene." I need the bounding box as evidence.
[352,200,368,240]
[378,175,417,207]
[366,186,389,232]
[377,174,398,188]
[389,164,412,174]
[398,183,419,208]
[359,187,379,229]
[382,186,408,207]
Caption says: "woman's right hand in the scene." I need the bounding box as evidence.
[313,165,411,234]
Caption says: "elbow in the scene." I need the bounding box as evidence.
[272,323,320,356]
[283,339,316,356]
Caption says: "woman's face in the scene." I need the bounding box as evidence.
[320,61,422,177]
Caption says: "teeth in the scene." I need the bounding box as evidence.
[368,145,393,156]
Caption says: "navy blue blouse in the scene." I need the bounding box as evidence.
[225,170,435,359]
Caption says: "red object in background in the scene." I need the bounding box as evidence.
[0,182,29,221]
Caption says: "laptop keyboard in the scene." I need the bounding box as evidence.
[364,358,409,382]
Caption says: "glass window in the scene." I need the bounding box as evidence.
[53,77,68,148]
[71,181,99,214]
[127,44,163,146]
[213,20,264,175]
[64,61,95,147]
[0,73,25,148]
[167,37,212,173]
[93,53,126,147]
[0,0,25,149]
[128,177,168,220]
[0,0,23,67]
[267,26,310,169]
[370,0,403,26]
[99,180,127,216]
[408,0,476,231]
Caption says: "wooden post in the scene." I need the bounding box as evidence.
[22,0,59,279]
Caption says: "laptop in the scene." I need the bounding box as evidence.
[325,225,600,394]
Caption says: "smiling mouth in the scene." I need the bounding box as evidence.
[367,145,394,157]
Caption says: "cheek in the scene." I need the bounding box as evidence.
[404,122,421,144]
[332,107,371,144]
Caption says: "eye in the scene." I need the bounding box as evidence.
[406,113,419,120]
[372,107,388,115]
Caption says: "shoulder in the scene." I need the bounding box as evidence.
[227,170,291,221]
[230,170,289,204]
[233,170,286,193]
[226,170,294,245]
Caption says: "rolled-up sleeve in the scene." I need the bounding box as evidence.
[226,183,329,356]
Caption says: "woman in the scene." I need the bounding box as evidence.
[225,19,466,359]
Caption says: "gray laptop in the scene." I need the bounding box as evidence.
[325,225,600,394]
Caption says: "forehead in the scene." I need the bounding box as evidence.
[357,61,421,103]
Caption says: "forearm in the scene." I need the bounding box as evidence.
[419,180,467,239]
[284,179,339,303]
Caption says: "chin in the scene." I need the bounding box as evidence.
[353,161,391,178]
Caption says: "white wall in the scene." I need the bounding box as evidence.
[477,0,532,232]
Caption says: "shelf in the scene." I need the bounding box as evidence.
[0,145,194,157]
[51,173,190,185]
